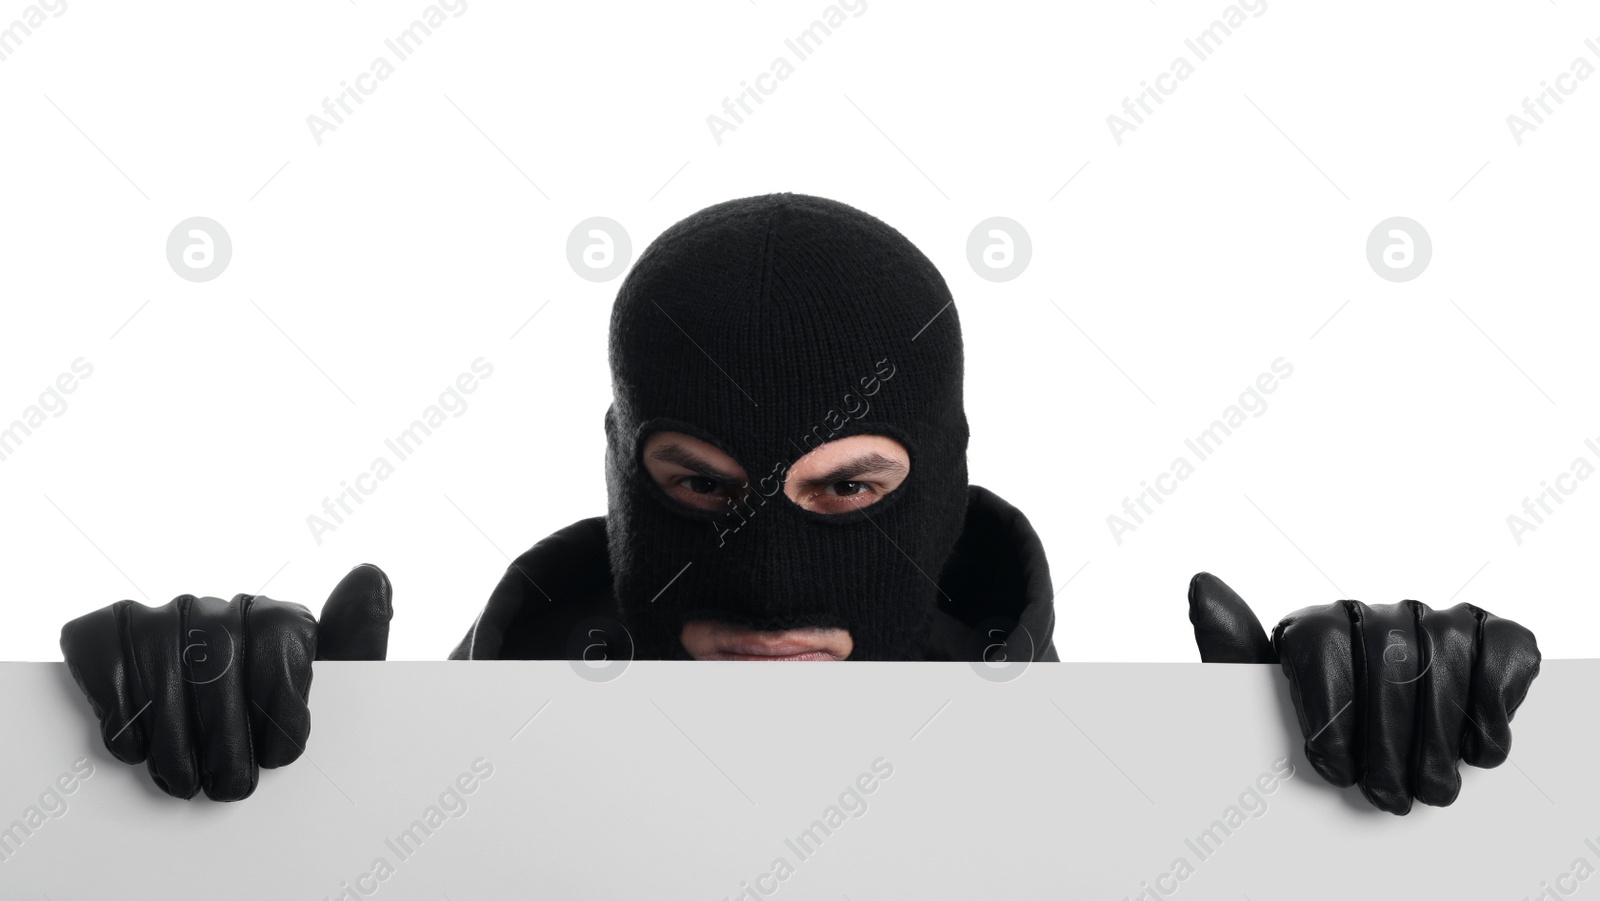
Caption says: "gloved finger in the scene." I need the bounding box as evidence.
[316,564,393,661]
[1461,607,1541,768]
[124,597,203,800]
[1356,601,1423,815]
[1272,602,1360,788]
[1411,602,1478,807]
[59,600,151,765]
[242,596,319,769]
[182,595,257,802]
[1187,572,1276,663]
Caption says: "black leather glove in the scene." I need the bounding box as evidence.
[1187,571,1540,815]
[58,563,392,802]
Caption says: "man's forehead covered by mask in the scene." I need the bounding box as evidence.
[603,192,971,661]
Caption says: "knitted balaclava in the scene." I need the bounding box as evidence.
[603,192,969,660]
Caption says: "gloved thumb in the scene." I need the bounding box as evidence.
[1188,571,1276,663]
[315,563,392,661]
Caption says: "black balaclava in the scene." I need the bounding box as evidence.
[603,192,969,661]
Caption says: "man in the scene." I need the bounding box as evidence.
[58,193,1541,815]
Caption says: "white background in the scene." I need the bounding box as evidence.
[2,0,1597,662]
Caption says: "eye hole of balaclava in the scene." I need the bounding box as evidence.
[639,429,912,519]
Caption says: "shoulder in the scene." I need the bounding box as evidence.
[449,516,613,660]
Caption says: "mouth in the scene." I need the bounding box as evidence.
[704,649,841,661]
[680,619,853,661]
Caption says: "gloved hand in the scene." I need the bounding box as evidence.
[58,563,392,802]
[1187,571,1540,815]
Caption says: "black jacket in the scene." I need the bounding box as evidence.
[449,485,1060,662]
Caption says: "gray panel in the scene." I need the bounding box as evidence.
[0,660,1585,899]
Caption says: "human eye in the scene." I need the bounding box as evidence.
[681,476,724,495]
[670,476,747,511]
[801,480,883,514]
[824,480,871,498]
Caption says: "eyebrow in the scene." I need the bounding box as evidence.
[647,443,746,483]
[793,452,907,488]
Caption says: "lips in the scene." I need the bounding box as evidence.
[705,649,840,661]
[680,618,854,660]
[706,629,846,661]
